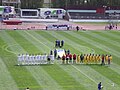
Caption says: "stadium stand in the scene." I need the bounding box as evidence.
[67,10,120,20]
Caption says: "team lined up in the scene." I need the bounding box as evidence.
[61,53,112,65]
[17,53,54,65]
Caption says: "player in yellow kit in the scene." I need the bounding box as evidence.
[95,54,98,64]
[93,54,96,64]
[97,54,101,64]
[77,55,80,64]
[105,54,108,64]
[83,54,87,64]
[109,55,112,61]
[87,54,90,64]
[89,54,92,64]
[86,54,89,64]
[108,55,112,65]
[91,54,95,64]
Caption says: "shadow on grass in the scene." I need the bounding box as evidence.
[15,64,54,67]
[61,63,109,67]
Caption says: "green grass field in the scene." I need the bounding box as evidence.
[0,30,120,90]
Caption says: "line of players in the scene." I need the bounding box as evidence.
[17,53,54,65]
[61,53,112,65]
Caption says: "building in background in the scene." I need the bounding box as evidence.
[43,0,51,8]
[2,0,21,10]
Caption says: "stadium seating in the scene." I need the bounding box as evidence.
[68,12,106,19]
[68,10,120,19]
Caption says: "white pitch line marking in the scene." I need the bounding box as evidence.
[71,65,98,84]
[24,31,50,49]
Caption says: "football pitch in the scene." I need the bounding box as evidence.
[0,30,120,90]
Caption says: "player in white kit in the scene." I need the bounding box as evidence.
[21,54,25,65]
[50,55,54,64]
[43,54,47,64]
[31,54,35,65]
[38,54,41,64]
[29,54,32,65]
[40,54,44,64]
[25,53,29,65]
[17,54,22,65]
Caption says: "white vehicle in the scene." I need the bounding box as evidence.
[38,8,66,19]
